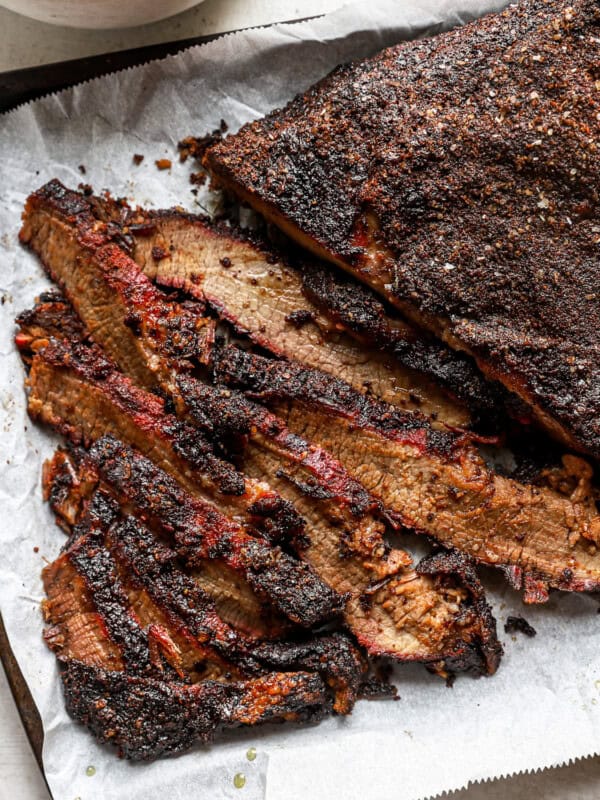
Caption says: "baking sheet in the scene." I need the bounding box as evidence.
[1,2,600,798]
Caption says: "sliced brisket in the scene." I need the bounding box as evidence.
[125,206,471,427]
[45,519,331,759]
[43,450,367,714]
[178,374,501,675]
[215,346,600,602]
[87,435,346,630]
[22,329,343,629]
[19,180,214,393]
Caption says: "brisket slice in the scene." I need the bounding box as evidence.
[300,264,523,429]
[21,332,342,630]
[178,374,501,676]
[215,346,600,602]
[205,0,600,458]
[45,450,367,714]
[19,179,214,393]
[107,516,365,713]
[125,206,471,428]
[62,661,327,760]
[17,299,299,536]
[87,435,344,630]
[43,510,330,759]
[44,480,250,679]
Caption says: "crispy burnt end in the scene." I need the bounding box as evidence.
[42,447,93,532]
[417,549,502,678]
[254,632,367,714]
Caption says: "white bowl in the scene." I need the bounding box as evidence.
[0,0,204,29]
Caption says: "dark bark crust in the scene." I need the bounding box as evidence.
[206,0,600,458]
[89,435,345,627]
[62,661,328,760]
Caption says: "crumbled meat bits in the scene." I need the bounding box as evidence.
[504,616,537,638]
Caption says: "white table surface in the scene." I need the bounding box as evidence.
[1,2,600,798]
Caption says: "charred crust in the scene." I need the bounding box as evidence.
[61,661,329,760]
[213,344,459,459]
[285,309,315,329]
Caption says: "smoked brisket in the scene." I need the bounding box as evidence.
[215,345,600,602]
[177,374,501,674]
[205,0,600,458]
[20,321,343,630]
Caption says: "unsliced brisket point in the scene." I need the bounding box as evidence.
[178,374,501,676]
[19,179,214,394]
[205,0,600,457]
[126,206,470,428]
[215,346,600,602]
[22,331,342,629]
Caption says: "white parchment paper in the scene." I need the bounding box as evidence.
[1,2,600,798]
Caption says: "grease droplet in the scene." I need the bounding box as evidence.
[233,773,246,789]
[86,765,96,777]
[246,747,257,762]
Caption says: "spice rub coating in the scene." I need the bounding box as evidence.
[206,0,600,457]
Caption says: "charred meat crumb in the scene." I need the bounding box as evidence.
[504,616,537,638]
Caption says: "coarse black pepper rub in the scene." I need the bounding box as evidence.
[205,0,600,458]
